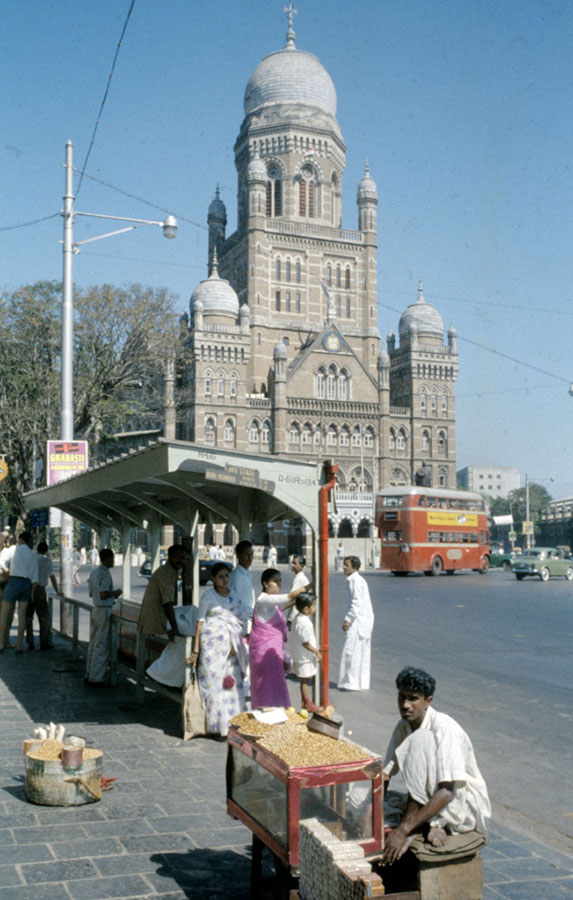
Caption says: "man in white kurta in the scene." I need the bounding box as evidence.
[338,556,374,691]
[382,666,490,865]
[85,549,122,684]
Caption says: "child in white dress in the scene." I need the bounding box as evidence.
[290,592,323,713]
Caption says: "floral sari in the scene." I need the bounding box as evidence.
[197,603,248,735]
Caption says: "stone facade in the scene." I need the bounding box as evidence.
[179,15,459,538]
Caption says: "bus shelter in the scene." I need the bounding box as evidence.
[24,439,334,700]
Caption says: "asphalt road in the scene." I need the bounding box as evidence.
[65,562,573,851]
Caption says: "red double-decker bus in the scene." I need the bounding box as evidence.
[376,487,490,576]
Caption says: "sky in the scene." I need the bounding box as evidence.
[3,0,572,498]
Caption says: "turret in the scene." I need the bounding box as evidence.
[245,149,267,219]
[271,342,287,455]
[208,187,227,273]
[357,162,378,233]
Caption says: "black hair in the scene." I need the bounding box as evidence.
[37,541,49,553]
[99,548,114,564]
[295,591,316,613]
[167,544,184,559]
[235,539,253,555]
[396,667,436,699]
[344,555,361,571]
[19,531,33,547]
[210,562,229,579]
[261,567,280,588]
[292,555,306,567]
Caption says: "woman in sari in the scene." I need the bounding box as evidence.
[249,568,309,709]
[188,562,248,736]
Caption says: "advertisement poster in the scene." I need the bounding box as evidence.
[46,441,89,486]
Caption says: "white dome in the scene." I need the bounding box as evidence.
[273,341,287,359]
[357,163,378,201]
[191,255,238,318]
[244,47,337,119]
[246,153,268,182]
[399,281,444,340]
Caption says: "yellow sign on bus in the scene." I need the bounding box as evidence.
[427,510,479,528]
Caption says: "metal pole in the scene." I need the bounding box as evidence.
[525,473,531,550]
[60,141,75,627]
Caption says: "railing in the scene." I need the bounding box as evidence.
[267,219,364,243]
[47,596,194,707]
[248,397,272,408]
[335,492,374,504]
[288,398,378,414]
[389,406,410,417]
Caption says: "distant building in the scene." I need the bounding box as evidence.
[457,466,520,499]
[538,497,573,550]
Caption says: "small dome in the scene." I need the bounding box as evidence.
[399,281,444,340]
[448,325,457,338]
[240,302,250,316]
[246,151,268,182]
[208,187,227,222]
[190,251,238,318]
[357,163,378,201]
[273,341,287,359]
[377,349,390,368]
[244,48,337,119]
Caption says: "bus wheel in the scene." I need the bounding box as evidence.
[479,556,489,574]
[392,571,408,577]
[430,557,443,576]
[446,569,455,576]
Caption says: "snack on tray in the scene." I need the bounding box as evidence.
[230,709,306,737]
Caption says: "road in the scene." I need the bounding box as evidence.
[64,561,573,851]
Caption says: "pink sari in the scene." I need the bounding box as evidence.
[249,607,290,708]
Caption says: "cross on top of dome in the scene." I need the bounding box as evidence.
[283,1,298,48]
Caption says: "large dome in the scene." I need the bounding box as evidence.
[244,47,337,119]
[191,253,239,318]
[399,281,444,340]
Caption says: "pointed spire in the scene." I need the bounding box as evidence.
[215,184,220,200]
[210,245,219,278]
[364,161,370,177]
[417,279,425,303]
[283,1,297,48]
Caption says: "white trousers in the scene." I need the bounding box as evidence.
[85,606,112,683]
[338,621,371,690]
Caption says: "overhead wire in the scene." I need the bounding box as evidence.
[76,1,136,197]
[0,213,60,232]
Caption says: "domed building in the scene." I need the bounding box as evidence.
[180,8,459,545]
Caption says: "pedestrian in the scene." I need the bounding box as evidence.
[381,667,490,866]
[26,541,59,650]
[335,541,345,571]
[229,540,255,628]
[0,531,39,653]
[0,535,16,647]
[85,548,122,684]
[90,546,99,567]
[287,554,310,628]
[267,543,278,568]
[290,591,323,713]
[338,555,374,691]
[72,547,82,586]
[137,544,186,636]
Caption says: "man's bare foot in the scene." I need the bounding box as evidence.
[427,825,447,847]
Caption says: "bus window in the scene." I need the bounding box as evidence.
[478,501,485,511]
[458,500,468,510]
[438,498,448,508]
[382,496,402,508]
[426,497,438,508]
[383,530,402,541]
[428,532,440,542]
[449,532,458,543]
[461,533,470,543]
[418,496,426,506]
[468,501,478,511]
[439,533,449,542]
[470,534,479,543]
[384,512,398,521]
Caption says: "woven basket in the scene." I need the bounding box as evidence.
[24,750,103,806]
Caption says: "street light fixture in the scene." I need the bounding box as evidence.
[59,140,178,612]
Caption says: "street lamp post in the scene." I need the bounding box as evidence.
[58,141,177,624]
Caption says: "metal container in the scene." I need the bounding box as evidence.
[306,711,344,740]
[61,746,83,770]
[25,751,103,806]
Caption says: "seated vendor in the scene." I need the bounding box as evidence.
[382,666,490,866]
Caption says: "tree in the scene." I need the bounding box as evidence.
[0,281,185,522]
[508,483,553,525]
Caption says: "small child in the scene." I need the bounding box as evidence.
[290,592,323,713]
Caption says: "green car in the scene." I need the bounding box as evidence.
[513,547,573,582]
[490,550,515,571]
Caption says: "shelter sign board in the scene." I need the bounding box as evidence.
[205,464,276,494]
[47,441,89,486]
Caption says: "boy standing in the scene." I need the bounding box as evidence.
[290,592,322,713]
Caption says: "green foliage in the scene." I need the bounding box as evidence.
[0,280,184,521]
[509,483,553,524]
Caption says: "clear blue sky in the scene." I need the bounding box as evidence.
[3,0,572,498]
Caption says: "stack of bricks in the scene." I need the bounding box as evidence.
[298,819,385,900]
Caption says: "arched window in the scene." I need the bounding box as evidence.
[302,423,313,445]
[316,367,326,399]
[204,377,212,397]
[299,164,318,218]
[340,426,350,447]
[331,172,339,225]
[338,370,348,400]
[364,427,374,448]
[437,431,447,455]
[296,261,301,283]
[397,428,406,451]
[438,467,448,487]
[289,422,300,445]
[314,426,322,445]
[336,296,341,317]
[336,266,341,288]
[389,428,396,450]
[441,393,448,414]
[205,418,216,446]
[249,419,260,443]
[276,258,281,281]
[327,264,332,286]
[286,260,291,282]
[266,164,282,217]
[421,429,431,453]
[327,365,337,400]
[295,293,301,313]
[327,425,338,446]
[224,419,235,445]
[352,426,362,448]
[345,298,351,318]
[286,292,291,312]
[345,268,351,289]
[431,394,437,413]
[261,420,272,445]
[391,467,408,486]
[420,390,427,412]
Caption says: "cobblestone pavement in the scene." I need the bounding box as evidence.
[1,639,572,899]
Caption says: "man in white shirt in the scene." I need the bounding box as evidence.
[267,543,278,568]
[229,540,255,627]
[382,667,491,865]
[85,548,122,684]
[0,531,39,653]
[338,555,374,691]
[26,541,59,650]
[0,535,16,647]
[287,555,310,628]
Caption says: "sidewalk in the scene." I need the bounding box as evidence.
[1,638,572,899]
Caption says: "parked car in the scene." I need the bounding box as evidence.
[490,550,515,571]
[513,547,573,582]
[139,556,232,585]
